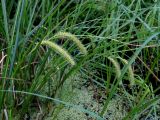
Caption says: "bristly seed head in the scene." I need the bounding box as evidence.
[53,32,87,55]
[107,56,122,85]
[117,57,135,86]
[41,40,76,66]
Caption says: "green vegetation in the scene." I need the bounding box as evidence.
[0,0,160,119]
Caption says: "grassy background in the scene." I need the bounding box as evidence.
[0,0,160,119]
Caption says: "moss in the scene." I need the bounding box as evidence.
[45,75,128,120]
[56,108,87,120]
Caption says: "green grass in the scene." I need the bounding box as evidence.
[0,0,160,119]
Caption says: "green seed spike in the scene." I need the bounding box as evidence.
[107,56,122,85]
[41,40,76,66]
[53,32,87,55]
[117,57,135,86]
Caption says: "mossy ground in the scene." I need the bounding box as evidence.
[26,75,130,120]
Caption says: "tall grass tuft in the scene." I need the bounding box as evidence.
[0,0,160,119]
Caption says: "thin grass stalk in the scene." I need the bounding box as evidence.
[1,0,9,41]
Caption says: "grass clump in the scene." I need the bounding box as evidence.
[0,0,160,120]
